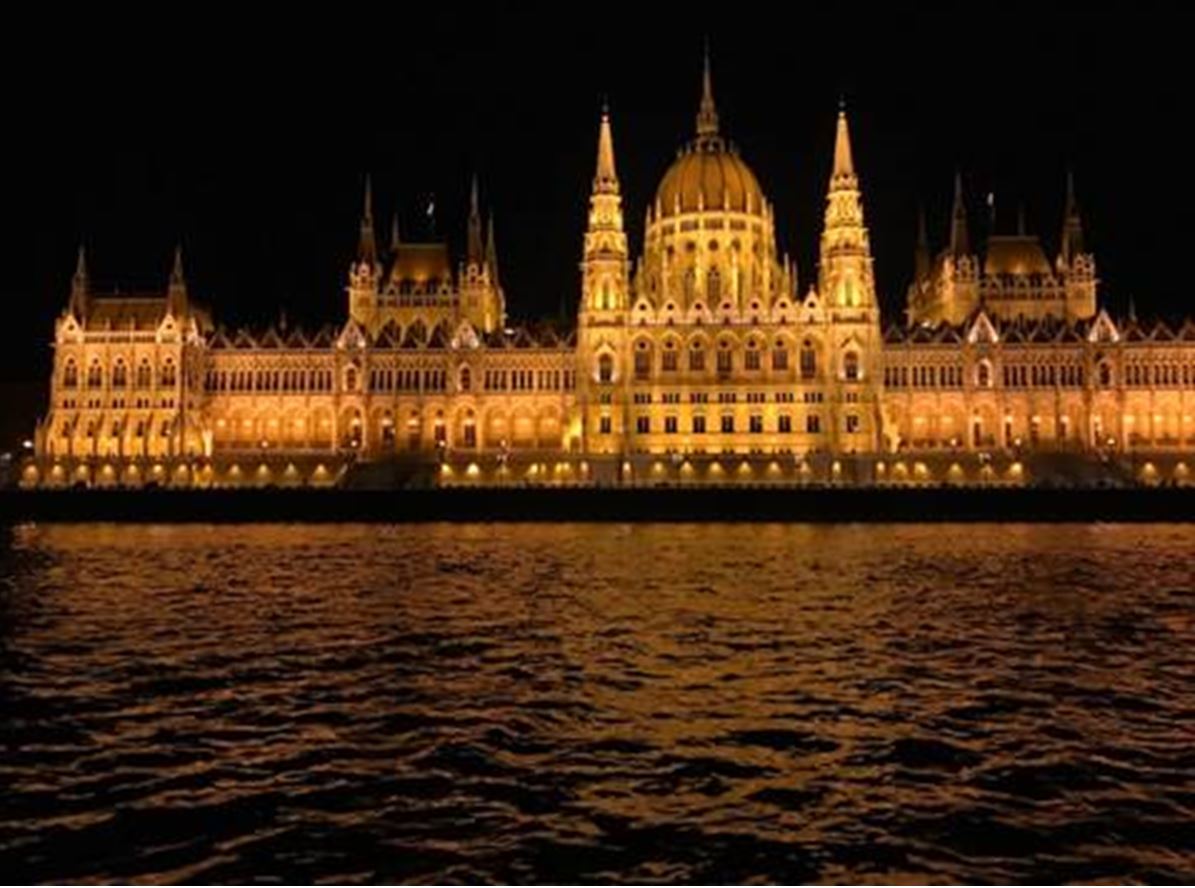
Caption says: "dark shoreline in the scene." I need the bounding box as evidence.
[2,487,1195,523]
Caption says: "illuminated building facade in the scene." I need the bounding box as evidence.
[26,56,1195,488]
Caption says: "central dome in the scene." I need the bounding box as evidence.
[656,143,764,217]
[653,51,766,219]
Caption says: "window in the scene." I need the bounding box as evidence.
[976,361,991,388]
[463,422,477,448]
[772,346,788,371]
[692,415,706,434]
[160,360,177,387]
[87,361,102,389]
[843,351,859,381]
[707,268,721,303]
[636,416,650,434]
[800,343,817,379]
[62,360,78,389]
[689,345,705,372]
[845,414,860,434]
[721,415,734,433]
[459,366,471,392]
[749,415,763,434]
[778,414,792,433]
[599,415,612,434]
[745,346,761,371]
[664,416,678,434]
[662,348,678,372]
[344,366,357,392]
[717,348,732,375]
[598,354,614,383]
[634,348,650,380]
[1098,362,1112,388]
[806,414,821,434]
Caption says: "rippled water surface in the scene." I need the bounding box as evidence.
[1,523,1193,883]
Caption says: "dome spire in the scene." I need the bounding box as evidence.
[695,40,719,140]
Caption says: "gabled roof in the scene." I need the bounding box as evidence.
[308,325,336,348]
[426,322,451,349]
[232,327,258,349]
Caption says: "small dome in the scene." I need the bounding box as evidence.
[655,142,765,218]
[983,235,1052,277]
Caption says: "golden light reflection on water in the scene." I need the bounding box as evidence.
[1,523,1193,883]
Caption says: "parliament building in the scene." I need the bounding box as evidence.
[26,57,1195,488]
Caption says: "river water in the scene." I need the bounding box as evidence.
[0,523,1192,883]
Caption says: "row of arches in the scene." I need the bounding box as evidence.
[60,356,177,390]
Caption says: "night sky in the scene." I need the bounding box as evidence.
[5,6,1192,398]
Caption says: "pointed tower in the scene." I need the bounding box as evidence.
[816,104,885,455]
[68,244,89,319]
[485,212,500,288]
[914,204,931,283]
[949,172,971,257]
[466,174,484,268]
[167,243,188,317]
[1059,170,1097,319]
[580,102,629,318]
[348,175,381,327]
[357,175,378,266]
[1059,169,1085,263]
[817,105,876,311]
[578,102,631,457]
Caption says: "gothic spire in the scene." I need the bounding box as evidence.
[357,175,377,265]
[914,204,931,282]
[950,171,970,257]
[832,104,856,184]
[68,244,89,317]
[168,242,188,315]
[467,174,484,266]
[594,101,619,193]
[695,41,719,140]
[1060,169,1085,263]
[485,212,500,287]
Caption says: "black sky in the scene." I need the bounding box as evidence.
[5,5,1193,390]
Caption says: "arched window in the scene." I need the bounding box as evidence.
[86,360,102,389]
[344,366,357,392]
[62,359,78,389]
[843,351,860,381]
[112,360,127,388]
[1098,362,1112,388]
[716,342,733,376]
[707,268,721,304]
[136,360,152,389]
[634,343,651,380]
[772,341,788,371]
[598,353,614,383]
[744,339,761,371]
[976,360,992,388]
[459,366,471,392]
[800,341,817,379]
[160,359,176,387]
[689,342,705,372]
[662,340,679,372]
